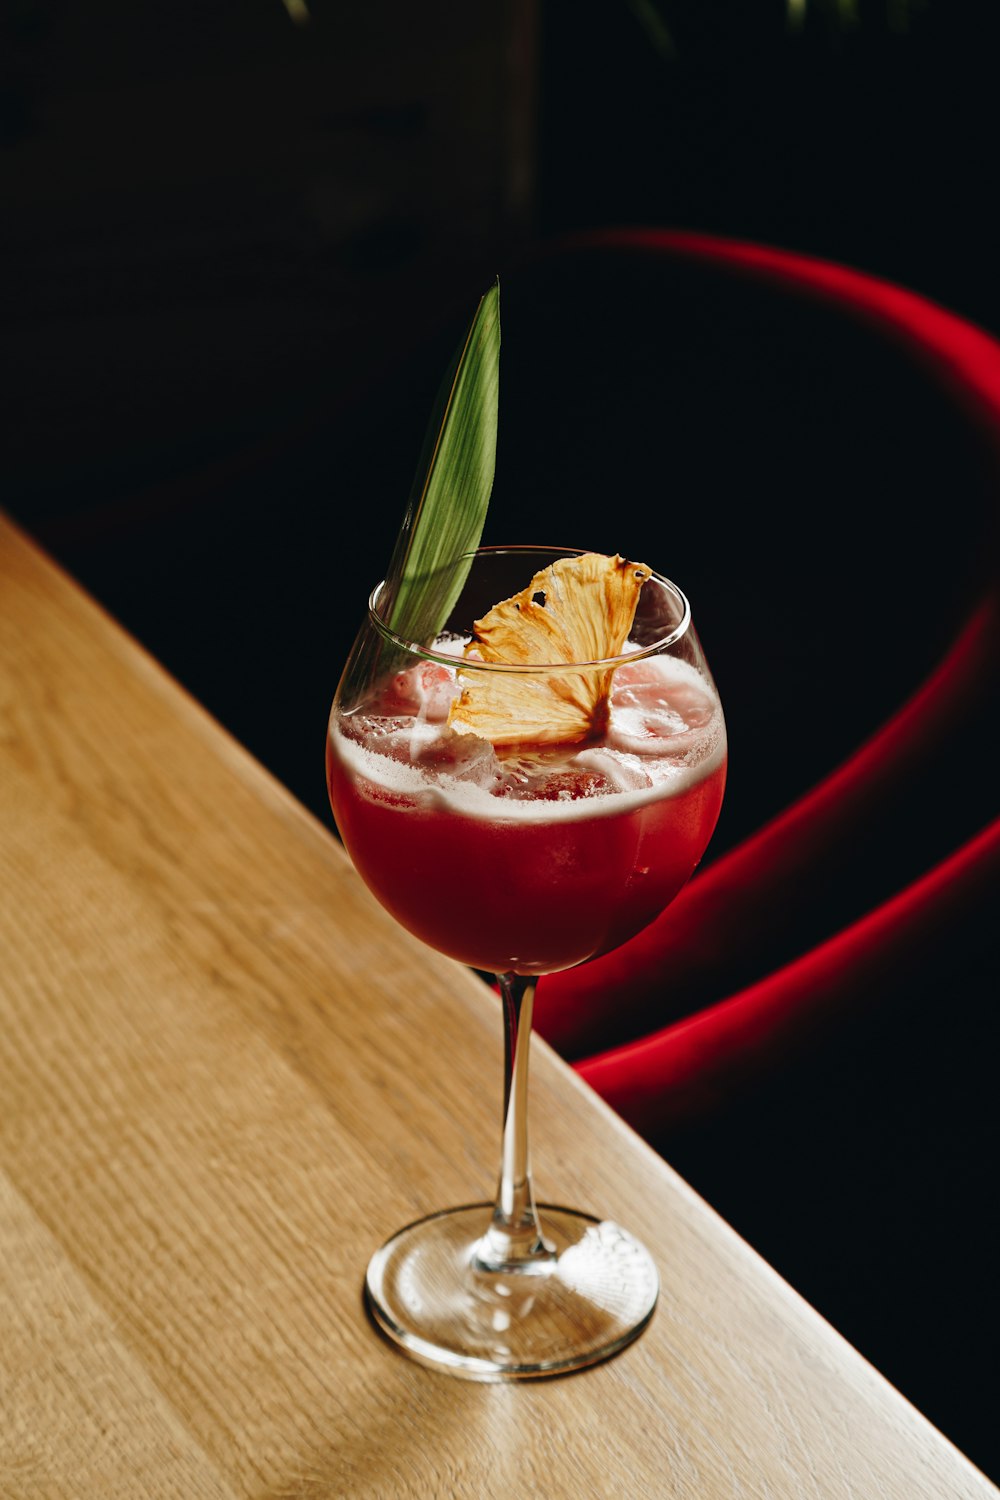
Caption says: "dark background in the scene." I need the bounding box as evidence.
[3,0,997,1480]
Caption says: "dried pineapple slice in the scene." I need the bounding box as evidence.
[448,552,651,746]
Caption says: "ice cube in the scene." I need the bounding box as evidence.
[412,662,459,723]
[415,726,502,789]
[495,750,619,802]
[357,716,441,764]
[573,747,652,793]
[376,662,458,721]
[608,660,716,754]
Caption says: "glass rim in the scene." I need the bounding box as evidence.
[366,544,693,672]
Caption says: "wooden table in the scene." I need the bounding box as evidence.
[1,512,994,1500]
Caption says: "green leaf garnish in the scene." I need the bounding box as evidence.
[380,280,500,647]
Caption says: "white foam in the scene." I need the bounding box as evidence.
[331,654,726,825]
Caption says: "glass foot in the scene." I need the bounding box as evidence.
[364,1203,659,1380]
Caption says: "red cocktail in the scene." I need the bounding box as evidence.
[328,654,726,974]
[328,546,726,1380]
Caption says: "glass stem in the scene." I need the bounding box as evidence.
[477,972,550,1270]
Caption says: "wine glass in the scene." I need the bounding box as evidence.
[326,546,727,1379]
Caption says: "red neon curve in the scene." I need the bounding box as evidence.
[521,230,1000,1110]
[578,812,1000,1134]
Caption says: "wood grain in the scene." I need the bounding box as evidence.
[1,513,995,1499]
